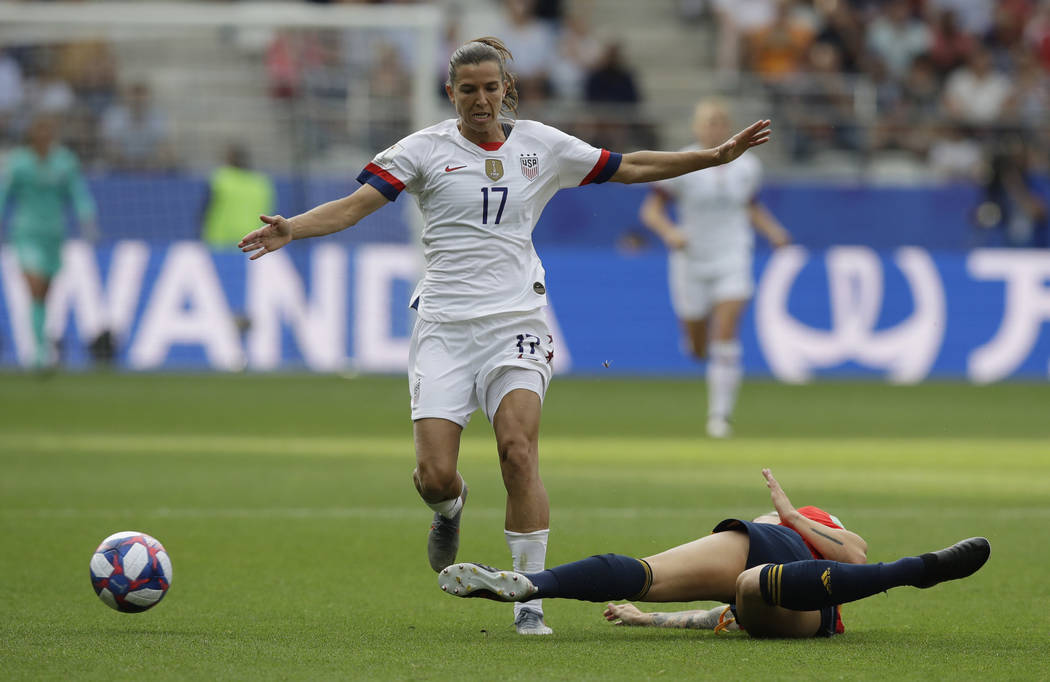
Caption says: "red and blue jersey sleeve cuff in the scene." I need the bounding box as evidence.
[579,149,622,186]
[356,163,406,201]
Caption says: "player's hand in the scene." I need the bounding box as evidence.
[715,119,772,165]
[662,226,688,250]
[604,602,649,626]
[762,468,798,522]
[239,214,293,260]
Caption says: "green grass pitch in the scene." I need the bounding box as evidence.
[1,373,1048,680]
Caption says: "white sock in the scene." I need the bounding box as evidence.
[425,481,465,520]
[505,529,548,618]
[707,340,742,420]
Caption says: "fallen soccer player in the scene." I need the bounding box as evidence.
[439,469,990,637]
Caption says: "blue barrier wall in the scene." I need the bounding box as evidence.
[69,174,1050,250]
[1,242,1047,382]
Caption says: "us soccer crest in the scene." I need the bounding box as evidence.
[519,153,539,181]
[485,159,504,181]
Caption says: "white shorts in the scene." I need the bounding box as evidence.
[668,253,754,321]
[408,308,554,427]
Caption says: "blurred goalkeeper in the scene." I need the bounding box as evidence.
[0,115,98,368]
[439,469,989,638]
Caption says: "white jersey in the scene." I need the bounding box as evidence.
[654,146,762,276]
[358,118,620,322]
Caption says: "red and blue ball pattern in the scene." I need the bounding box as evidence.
[89,531,173,613]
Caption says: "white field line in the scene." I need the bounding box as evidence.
[2,506,1048,521]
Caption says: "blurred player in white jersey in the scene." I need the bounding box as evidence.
[641,98,791,439]
[240,38,771,635]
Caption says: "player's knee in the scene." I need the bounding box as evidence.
[496,433,538,482]
[413,462,457,500]
[735,566,763,603]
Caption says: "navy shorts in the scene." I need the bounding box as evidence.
[713,518,838,637]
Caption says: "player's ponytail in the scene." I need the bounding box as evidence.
[447,36,519,117]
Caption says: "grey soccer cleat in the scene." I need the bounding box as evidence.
[515,607,553,635]
[438,562,537,602]
[427,485,467,572]
[916,537,991,589]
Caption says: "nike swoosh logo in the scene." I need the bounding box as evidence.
[445,165,467,172]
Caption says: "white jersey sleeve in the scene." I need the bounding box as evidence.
[531,122,622,189]
[356,133,432,200]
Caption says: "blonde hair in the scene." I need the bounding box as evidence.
[694,96,732,122]
[447,36,519,116]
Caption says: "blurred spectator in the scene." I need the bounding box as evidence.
[1010,51,1050,130]
[300,31,348,102]
[550,9,603,100]
[56,40,118,118]
[583,40,644,150]
[779,41,859,159]
[201,144,275,250]
[496,0,557,104]
[532,0,564,24]
[266,30,303,99]
[814,2,865,73]
[925,0,994,37]
[900,54,942,121]
[983,3,1029,72]
[0,49,23,141]
[866,0,931,80]
[1026,1,1050,71]
[436,5,463,94]
[746,0,815,83]
[871,54,940,156]
[367,41,411,150]
[928,9,976,78]
[22,47,74,116]
[100,82,177,172]
[942,48,1013,126]
[709,0,777,77]
[975,136,1047,247]
[584,40,639,104]
[928,123,983,181]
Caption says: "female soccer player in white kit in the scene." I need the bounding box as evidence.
[641,97,791,439]
[240,38,771,635]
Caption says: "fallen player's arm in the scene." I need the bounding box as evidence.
[782,514,868,564]
[604,603,721,629]
[762,468,868,564]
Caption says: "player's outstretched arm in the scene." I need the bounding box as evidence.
[762,469,868,564]
[239,183,389,260]
[610,119,771,184]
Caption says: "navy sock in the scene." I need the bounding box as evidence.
[525,554,652,602]
[760,557,926,610]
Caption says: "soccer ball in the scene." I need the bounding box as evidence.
[89,531,173,613]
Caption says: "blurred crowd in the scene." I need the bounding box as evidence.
[0,41,178,172]
[688,0,1050,182]
[267,0,651,153]
[1,0,1047,195]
